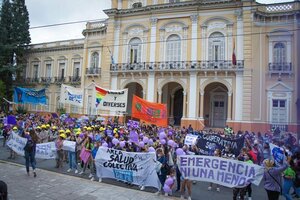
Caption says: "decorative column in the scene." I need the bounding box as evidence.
[118,0,122,9]
[227,92,232,120]
[190,14,198,62]
[122,32,128,63]
[199,92,204,119]
[158,91,162,103]
[182,91,187,118]
[113,21,121,64]
[235,71,243,121]
[149,17,157,63]
[182,27,188,61]
[188,72,197,118]
[170,95,174,117]
[147,72,155,102]
[201,25,207,61]
[236,9,244,61]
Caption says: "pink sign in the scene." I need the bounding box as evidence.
[80,147,91,164]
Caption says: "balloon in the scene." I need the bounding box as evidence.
[167,140,174,147]
[102,142,108,147]
[148,147,155,153]
[148,139,154,145]
[176,148,184,156]
[139,133,144,138]
[112,138,119,145]
[120,141,126,148]
[168,130,173,136]
[139,141,145,148]
[160,139,166,145]
[79,133,84,138]
[159,132,166,139]
[143,137,149,144]
[165,177,174,186]
[163,184,171,193]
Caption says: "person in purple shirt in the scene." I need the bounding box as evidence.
[263,158,288,200]
[24,129,38,177]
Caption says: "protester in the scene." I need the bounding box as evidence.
[263,158,288,200]
[208,149,221,192]
[67,134,78,174]
[282,159,296,200]
[156,148,167,194]
[24,129,38,177]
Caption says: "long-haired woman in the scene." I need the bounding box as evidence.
[24,129,38,177]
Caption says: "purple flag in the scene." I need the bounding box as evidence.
[7,115,17,125]
[130,130,139,143]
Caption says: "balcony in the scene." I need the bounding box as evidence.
[268,62,292,76]
[69,76,81,85]
[54,76,66,84]
[40,77,52,84]
[86,68,101,76]
[110,60,244,72]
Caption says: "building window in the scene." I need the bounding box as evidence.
[273,42,286,64]
[272,99,287,123]
[73,62,80,78]
[33,64,39,79]
[58,63,65,78]
[208,32,225,61]
[57,96,63,109]
[128,38,142,63]
[71,105,79,114]
[169,0,180,3]
[46,64,51,78]
[90,52,99,69]
[166,34,181,62]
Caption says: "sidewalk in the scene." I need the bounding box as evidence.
[0,161,176,200]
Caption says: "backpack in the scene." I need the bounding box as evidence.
[24,140,34,152]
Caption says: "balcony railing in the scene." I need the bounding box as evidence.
[40,77,52,84]
[268,62,292,74]
[27,77,39,83]
[110,60,244,72]
[86,68,101,75]
[69,76,81,83]
[270,123,288,132]
[54,76,66,84]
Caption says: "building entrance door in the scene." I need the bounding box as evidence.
[210,93,227,127]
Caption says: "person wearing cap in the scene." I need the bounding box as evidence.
[38,125,49,143]
[49,126,58,142]
[55,133,65,168]
[67,134,78,174]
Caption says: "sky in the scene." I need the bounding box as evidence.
[26,0,294,44]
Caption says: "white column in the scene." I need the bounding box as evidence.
[235,71,243,121]
[188,72,197,118]
[287,41,292,63]
[113,21,120,64]
[111,75,118,90]
[150,17,157,63]
[118,0,122,9]
[269,42,273,63]
[190,14,198,62]
[236,10,244,61]
[182,91,187,118]
[201,25,207,61]
[147,72,155,102]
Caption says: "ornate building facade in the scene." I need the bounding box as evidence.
[19,0,300,132]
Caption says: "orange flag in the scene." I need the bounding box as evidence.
[131,95,168,127]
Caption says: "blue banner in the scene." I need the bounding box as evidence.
[13,87,46,104]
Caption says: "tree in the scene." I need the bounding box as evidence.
[0,0,31,101]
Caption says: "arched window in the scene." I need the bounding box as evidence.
[273,42,286,64]
[208,32,225,61]
[128,38,142,63]
[90,52,99,69]
[166,34,181,61]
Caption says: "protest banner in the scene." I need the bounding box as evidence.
[6,132,27,156]
[131,95,167,127]
[184,134,198,146]
[95,86,128,112]
[80,147,91,164]
[35,142,57,159]
[13,87,46,104]
[6,132,57,159]
[177,155,264,188]
[95,147,160,189]
[62,140,76,152]
[60,84,83,107]
[269,143,285,166]
[197,133,244,156]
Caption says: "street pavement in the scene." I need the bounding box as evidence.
[0,139,283,200]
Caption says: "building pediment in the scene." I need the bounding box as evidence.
[267,82,293,92]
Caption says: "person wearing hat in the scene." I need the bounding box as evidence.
[67,133,78,174]
[8,127,19,159]
[55,133,65,168]
[49,126,58,142]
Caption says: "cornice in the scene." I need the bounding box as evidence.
[26,45,84,54]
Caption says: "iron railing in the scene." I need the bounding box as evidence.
[54,76,66,83]
[40,77,52,83]
[268,62,292,74]
[69,76,81,82]
[86,67,101,75]
[270,123,288,132]
[110,60,244,72]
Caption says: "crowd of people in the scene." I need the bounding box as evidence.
[0,112,300,200]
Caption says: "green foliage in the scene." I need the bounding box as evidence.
[0,80,5,98]
[57,107,66,115]
[16,105,27,114]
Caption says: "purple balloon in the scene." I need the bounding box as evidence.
[120,141,126,148]
[168,130,173,136]
[167,140,174,147]
[79,133,84,138]
[102,142,108,147]
[163,184,171,193]
[159,132,166,139]
[143,137,149,144]
[148,147,155,153]
[148,139,154,145]
[112,138,119,145]
[139,141,145,148]
[160,139,166,145]
[176,148,184,156]
[165,177,174,186]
